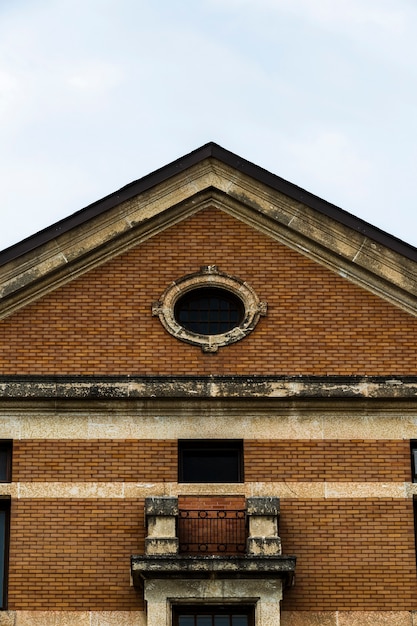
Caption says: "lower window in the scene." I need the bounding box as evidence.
[0,499,10,609]
[172,605,255,626]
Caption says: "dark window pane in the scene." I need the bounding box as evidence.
[413,449,417,481]
[0,511,4,607]
[182,451,239,482]
[0,443,11,483]
[174,606,253,626]
[179,441,243,483]
[174,288,244,335]
[0,457,7,482]
[411,442,417,482]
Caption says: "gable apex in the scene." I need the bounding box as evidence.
[1,143,417,319]
[1,142,416,265]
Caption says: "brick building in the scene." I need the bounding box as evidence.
[0,143,417,625]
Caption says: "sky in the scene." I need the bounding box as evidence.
[1,0,417,252]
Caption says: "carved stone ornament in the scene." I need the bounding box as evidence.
[152,266,267,352]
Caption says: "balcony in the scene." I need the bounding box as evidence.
[131,496,296,585]
[131,496,296,626]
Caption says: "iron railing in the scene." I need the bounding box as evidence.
[178,508,247,555]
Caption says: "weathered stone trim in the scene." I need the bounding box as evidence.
[1,609,415,626]
[143,578,284,626]
[247,497,280,516]
[1,405,417,440]
[0,610,146,625]
[145,496,178,517]
[2,157,417,319]
[1,374,417,399]
[281,611,417,626]
[0,481,410,499]
[132,554,295,582]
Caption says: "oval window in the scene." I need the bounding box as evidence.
[152,266,267,351]
[174,287,245,336]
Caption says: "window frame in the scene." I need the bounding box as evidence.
[178,440,244,484]
[152,266,266,352]
[0,441,12,483]
[411,441,417,482]
[172,604,255,626]
[0,498,10,610]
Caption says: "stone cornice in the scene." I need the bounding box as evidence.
[1,375,417,401]
[130,554,296,582]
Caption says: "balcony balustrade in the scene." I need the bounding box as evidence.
[139,495,290,560]
[178,507,247,555]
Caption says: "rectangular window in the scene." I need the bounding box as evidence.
[411,441,417,482]
[178,440,243,483]
[413,496,417,563]
[172,605,254,626]
[0,499,10,609]
[0,442,12,483]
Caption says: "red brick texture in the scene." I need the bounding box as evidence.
[7,495,417,611]
[12,439,411,483]
[244,440,411,482]
[280,499,417,611]
[13,439,177,482]
[4,206,417,613]
[178,496,246,510]
[1,208,417,375]
[8,499,145,611]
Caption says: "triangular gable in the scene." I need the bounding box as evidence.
[1,142,417,319]
[2,206,417,377]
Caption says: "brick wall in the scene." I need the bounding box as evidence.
[178,496,246,509]
[280,499,417,611]
[3,206,417,614]
[244,440,411,482]
[13,439,411,483]
[1,208,417,375]
[7,492,417,610]
[8,499,145,611]
[13,440,177,482]
[6,439,417,610]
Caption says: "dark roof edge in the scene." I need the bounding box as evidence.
[1,142,416,265]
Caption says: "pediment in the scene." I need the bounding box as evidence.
[1,143,417,319]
